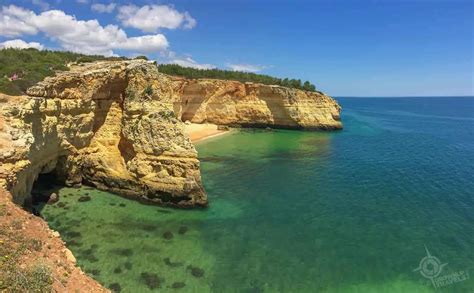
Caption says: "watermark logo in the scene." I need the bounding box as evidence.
[413,245,469,289]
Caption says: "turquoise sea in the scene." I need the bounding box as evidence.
[36,97,474,292]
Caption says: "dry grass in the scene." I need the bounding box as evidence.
[0,214,52,292]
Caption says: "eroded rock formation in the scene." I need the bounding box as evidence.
[0,60,205,208]
[0,59,342,209]
[172,77,342,130]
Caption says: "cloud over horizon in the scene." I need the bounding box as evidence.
[117,4,196,32]
[0,39,44,50]
[226,63,267,73]
[167,56,215,69]
[0,3,196,56]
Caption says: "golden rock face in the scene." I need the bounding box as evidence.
[0,60,341,208]
[172,78,342,130]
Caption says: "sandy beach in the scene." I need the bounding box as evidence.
[184,123,231,143]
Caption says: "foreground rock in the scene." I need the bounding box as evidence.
[0,60,206,208]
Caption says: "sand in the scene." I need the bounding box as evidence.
[184,123,230,143]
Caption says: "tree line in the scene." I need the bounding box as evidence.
[157,64,317,92]
[0,48,318,95]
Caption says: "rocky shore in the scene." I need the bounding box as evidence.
[0,59,342,290]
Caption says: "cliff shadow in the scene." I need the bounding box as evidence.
[256,88,299,128]
[179,84,209,122]
[91,78,128,133]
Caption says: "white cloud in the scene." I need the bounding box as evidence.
[0,39,44,50]
[76,0,89,4]
[119,35,168,53]
[117,4,196,32]
[0,5,38,37]
[91,3,116,14]
[227,63,267,73]
[168,57,215,70]
[0,5,169,56]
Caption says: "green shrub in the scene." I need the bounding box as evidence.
[143,85,153,96]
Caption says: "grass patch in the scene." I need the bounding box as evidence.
[0,220,52,292]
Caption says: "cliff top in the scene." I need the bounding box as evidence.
[0,49,322,97]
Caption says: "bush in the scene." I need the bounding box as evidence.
[143,85,153,96]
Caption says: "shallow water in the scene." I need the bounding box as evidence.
[37,97,474,292]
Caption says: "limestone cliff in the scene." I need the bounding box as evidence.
[0,60,206,208]
[0,59,342,209]
[171,77,342,130]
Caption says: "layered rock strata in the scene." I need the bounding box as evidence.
[171,77,342,130]
[0,60,205,208]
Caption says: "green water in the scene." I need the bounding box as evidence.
[36,97,474,292]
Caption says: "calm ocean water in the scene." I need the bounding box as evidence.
[37,97,474,292]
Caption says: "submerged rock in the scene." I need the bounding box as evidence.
[109,283,122,292]
[113,267,122,274]
[124,262,133,270]
[164,257,183,268]
[187,265,205,278]
[178,226,188,235]
[65,231,81,238]
[57,202,67,208]
[110,248,133,257]
[171,282,186,289]
[163,231,174,240]
[78,195,91,202]
[140,272,162,289]
[119,203,126,207]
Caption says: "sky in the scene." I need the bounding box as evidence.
[0,0,472,97]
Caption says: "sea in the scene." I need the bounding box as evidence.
[36,96,474,292]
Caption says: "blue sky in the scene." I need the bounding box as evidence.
[0,0,472,96]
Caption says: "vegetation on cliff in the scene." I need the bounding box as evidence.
[158,64,318,92]
[0,48,317,95]
[0,48,124,95]
[0,203,53,291]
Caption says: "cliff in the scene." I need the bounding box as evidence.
[0,59,341,291]
[172,77,342,130]
[0,59,341,209]
[0,60,206,208]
